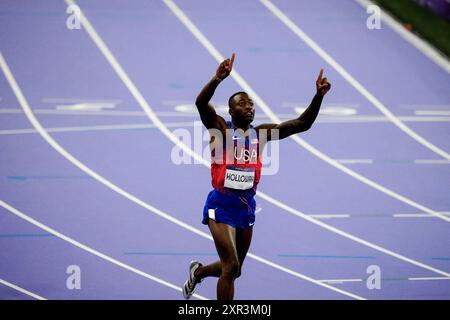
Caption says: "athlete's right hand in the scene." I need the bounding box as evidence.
[215,53,235,81]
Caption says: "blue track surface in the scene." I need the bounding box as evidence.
[0,0,449,300]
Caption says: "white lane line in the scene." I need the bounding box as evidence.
[415,111,450,116]
[319,277,450,284]
[67,0,450,281]
[0,122,196,135]
[354,0,450,74]
[0,128,41,135]
[55,102,116,111]
[409,277,450,281]
[318,116,450,123]
[165,0,450,223]
[42,97,122,104]
[0,108,143,116]
[280,212,450,219]
[339,159,450,165]
[260,0,450,161]
[320,279,364,284]
[0,277,47,300]
[276,212,450,219]
[394,212,450,218]
[36,109,145,116]
[1,52,364,300]
[0,200,208,300]
[308,214,351,219]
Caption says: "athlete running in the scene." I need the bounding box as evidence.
[183,53,331,300]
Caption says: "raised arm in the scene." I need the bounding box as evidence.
[195,53,236,129]
[256,68,331,140]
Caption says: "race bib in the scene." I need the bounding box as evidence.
[224,167,255,190]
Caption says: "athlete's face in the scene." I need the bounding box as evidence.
[229,93,255,123]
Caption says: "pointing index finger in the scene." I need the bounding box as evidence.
[230,52,236,67]
[317,68,324,81]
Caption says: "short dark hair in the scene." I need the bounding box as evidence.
[228,91,247,108]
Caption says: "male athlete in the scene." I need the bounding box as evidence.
[183,53,331,300]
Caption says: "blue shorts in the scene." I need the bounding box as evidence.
[202,189,256,229]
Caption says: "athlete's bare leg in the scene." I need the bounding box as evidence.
[206,220,239,300]
[195,226,253,279]
[194,220,253,300]
[236,226,253,277]
[195,260,222,278]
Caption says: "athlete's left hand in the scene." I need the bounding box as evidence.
[316,68,331,96]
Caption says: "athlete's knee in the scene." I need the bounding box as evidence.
[222,260,240,279]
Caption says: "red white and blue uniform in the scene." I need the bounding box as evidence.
[202,121,262,228]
